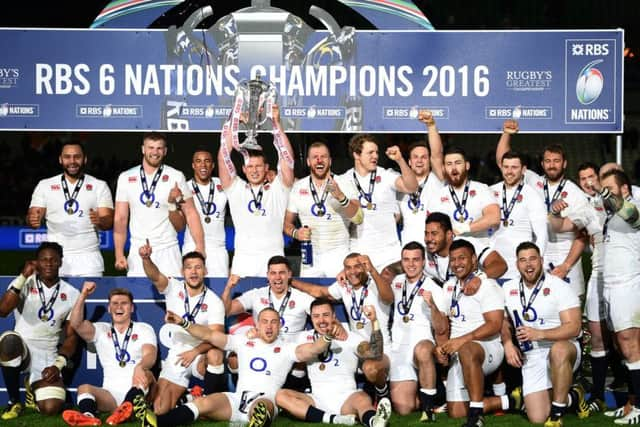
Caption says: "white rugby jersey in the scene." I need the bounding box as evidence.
[161,278,225,349]
[442,276,504,342]
[183,178,227,250]
[503,274,580,349]
[327,278,391,345]
[287,175,354,252]
[224,334,299,395]
[92,321,156,385]
[226,175,289,255]
[30,174,113,254]
[389,273,447,345]
[399,172,445,247]
[12,275,79,349]
[427,180,498,254]
[236,286,313,336]
[115,164,190,250]
[489,181,548,279]
[297,329,361,392]
[342,166,402,253]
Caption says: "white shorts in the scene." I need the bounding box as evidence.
[182,243,229,278]
[307,388,358,414]
[604,281,640,332]
[24,340,56,384]
[446,340,504,402]
[300,247,349,278]
[127,244,182,278]
[545,252,585,296]
[390,335,435,382]
[585,270,605,322]
[103,379,132,405]
[224,390,277,423]
[521,341,581,396]
[159,350,204,388]
[60,250,104,277]
[231,250,283,277]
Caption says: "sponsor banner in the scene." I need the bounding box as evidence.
[0,29,622,133]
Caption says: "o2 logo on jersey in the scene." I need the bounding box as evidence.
[249,357,271,376]
[576,60,604,105]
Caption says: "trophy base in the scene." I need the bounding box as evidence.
[238,141,263,151]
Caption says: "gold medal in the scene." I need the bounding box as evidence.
[204,217,211,224]
[503,219,509,227]
[66,208,74,215]
[523,312,531,321]
[119,360,126,368]
[41,313,49,322]
[450,308,456,317]
[412,208,419,214]
[402,315,410,323]
[145,200,152,207]
[317,209,325,217]
[319,363,326,371]
[253,209,261,216]
[355,321,364,329]
[366,202,373,210]
[458,217,465,223]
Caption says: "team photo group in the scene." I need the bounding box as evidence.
[1,106,639,427]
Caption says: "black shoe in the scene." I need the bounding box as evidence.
[461,415,484,427]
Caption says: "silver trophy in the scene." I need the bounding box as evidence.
[233,74,277,151]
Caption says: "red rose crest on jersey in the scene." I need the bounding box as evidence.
[561,191,568,198]
[260,297,269,305]
[30,287,38,295]
[493,191,500,198]
[162,175,169,182]
[517,194,524,202]
[428,261,436,267]
[85,184,93,191]
[469,190,476,197]
[447,286,454,292]
[536,181,544,189]
[418,289,424,296]
[178,291,185,300]
[274,346,281,353]
[107,331,112,338]
[246,341,255,347]
[375,175,381,183]
[60,293,67,301]
[216,184,223,191]
[299,189,309,195]
[201,303,208,312]
[543,288,551,296]
[264,184,271,191]
[440,196,449,202]
[288,300,296,309]
[131,334,138,341]
[306,335,314,341]
[128,176,137,183]
[510,289,518,296]
[50,184,61,190]
[394,282,402,289]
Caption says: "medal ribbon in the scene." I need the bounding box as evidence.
[409,177,427,210]
[449,181,470,220]
[60,175,85,209]
[183,283,207,322]
[111,322,133,365]
[309,176,330,214]
[401,274,426,314]
[501,181,524,223]
[35,276,60,318]
[518,274,545,317]
[449,273,476,313]
[543,178,567,212]
[352,170,377,205]
[268,287,292,320]
[350,278,370,321]
[139,165,164,203]
[192,181,215,217]
[249,183,265,211]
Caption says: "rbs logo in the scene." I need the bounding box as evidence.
[571,43,610,56]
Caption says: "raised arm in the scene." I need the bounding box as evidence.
[271,105,295,188]
[495,119,519,167]
[356,305,384,360]
[295,330,333,362]
[167,182,187,232]
[0,261,35,317]
[217,122,237,189]
[181,197,206,257]
[139,239,169,292]
[360,255,393,304]
[481,250,508,279]
[418,110,444,181]
[290,279,332,299]
[221,274,246,315]
[68,281,97,342]
[387,145,418,194]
